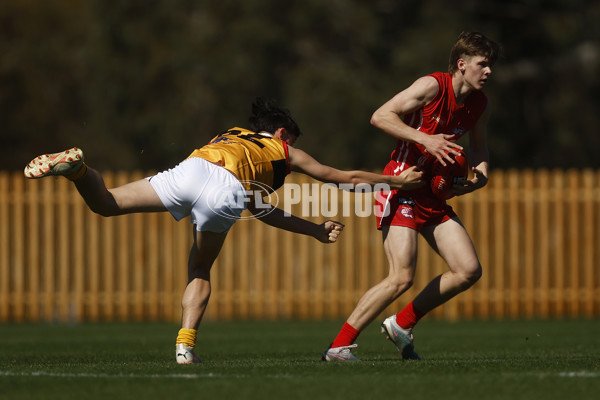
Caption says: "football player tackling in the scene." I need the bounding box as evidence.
[323,32,500,361]
[24,98,424,364]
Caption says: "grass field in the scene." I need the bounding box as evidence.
[1,319,599,400]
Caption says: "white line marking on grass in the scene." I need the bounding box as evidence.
[0,371,232,379]
[523,371,600,379]
[0,370,299,380]
[555,371,600,378]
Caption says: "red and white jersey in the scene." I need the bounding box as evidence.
[376,72,488,230]
[390,71,487,171]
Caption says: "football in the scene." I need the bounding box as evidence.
[430,151,468,200]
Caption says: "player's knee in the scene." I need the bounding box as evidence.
[459,263,482,288]
[87,201,119,217]
[470,263,483,283]
[386,273,414,297]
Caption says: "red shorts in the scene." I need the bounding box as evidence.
[375,157,456,232]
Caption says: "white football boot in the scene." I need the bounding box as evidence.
[176,343,202,364]
[321,344,360,362]
[380,315,421,360]
[24,147,84,179]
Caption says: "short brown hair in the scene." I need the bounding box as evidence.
[448,32,500,74]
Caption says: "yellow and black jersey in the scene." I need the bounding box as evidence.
[188,127,290,191]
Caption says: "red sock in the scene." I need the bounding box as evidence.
[331,322,360,348]
[395,301,425,329]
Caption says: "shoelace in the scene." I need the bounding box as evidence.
[340,344,358,353]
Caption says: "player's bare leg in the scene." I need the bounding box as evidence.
[382,217,482,359]
[323,226,418,361]
[176,229,227,364]
[24,147,166,216]
[346,226,418,331]
[73,171,166,216]
[413,217,482,313]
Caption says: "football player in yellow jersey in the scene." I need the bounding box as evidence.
[24,98,424,364]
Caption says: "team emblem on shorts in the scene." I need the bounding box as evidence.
[396,197,415,219]
[399,206,414,219]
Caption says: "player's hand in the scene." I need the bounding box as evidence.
[317,220,345,243]
[421,133,463,167]
[453,166,488,196]
[391,166,425,190]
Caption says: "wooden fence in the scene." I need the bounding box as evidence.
[0,169,599,322]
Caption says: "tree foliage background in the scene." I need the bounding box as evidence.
[1,0,599,172]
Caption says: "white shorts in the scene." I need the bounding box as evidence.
[147,157,247,233]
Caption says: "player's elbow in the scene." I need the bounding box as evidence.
[370,111,383,129]
[371,106,398,129]
[348,175,372,191]
[350,174,362,187]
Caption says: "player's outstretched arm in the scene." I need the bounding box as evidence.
[288,146,424,191]
[247,203,344,243]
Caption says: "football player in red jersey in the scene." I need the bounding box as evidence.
[323,32,500,361]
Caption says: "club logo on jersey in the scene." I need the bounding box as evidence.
[430,114,445,125]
